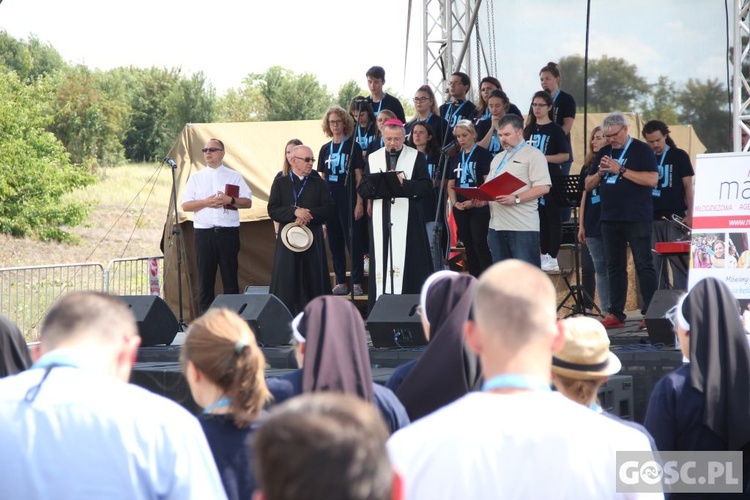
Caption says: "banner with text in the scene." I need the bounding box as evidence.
[690,152,750,297]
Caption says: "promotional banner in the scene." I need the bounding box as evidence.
[690,152,750,301]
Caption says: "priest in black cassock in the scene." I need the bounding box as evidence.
[366,119,434,310]
[268,145,334,316]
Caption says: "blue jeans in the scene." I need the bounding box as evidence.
[586,236,610,312]
[600,221,657,322]
[487,229,541,268]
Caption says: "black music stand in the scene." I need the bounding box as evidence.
[358,171,406,295]
[550,175,601,318]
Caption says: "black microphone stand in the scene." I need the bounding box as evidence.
[344,100,365,302]
[431,109,455,271]
[166,157,187,332]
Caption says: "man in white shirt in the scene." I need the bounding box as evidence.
[387,259,659,500]
[0,291,227,500]
[182,138,252,313]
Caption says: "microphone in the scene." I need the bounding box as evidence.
[164,157,178,168]
[441,140,457,154]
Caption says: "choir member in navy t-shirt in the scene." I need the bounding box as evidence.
[440,72,478,131]
[365,66,406,123]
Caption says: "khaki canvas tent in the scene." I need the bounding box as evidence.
[162,114,706,323]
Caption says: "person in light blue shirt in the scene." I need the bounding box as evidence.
[0,291,227,500]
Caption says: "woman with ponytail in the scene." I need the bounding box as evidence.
[181,308,271,500]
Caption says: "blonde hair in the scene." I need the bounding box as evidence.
[181,308,270,428]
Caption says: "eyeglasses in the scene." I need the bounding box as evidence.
[604,126,625,139]
[328,120,343,125]
[202,148,223,153]
[531,103,549,107]
[413,97,429,103]
[294,156,315,163]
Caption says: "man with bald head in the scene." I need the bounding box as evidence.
[268,145,334,315]
[388,260,658,499]
[0,292,226,499]
[183,138,253,314]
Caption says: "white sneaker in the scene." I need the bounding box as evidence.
[542,257,559,272]
[540,253,550,266]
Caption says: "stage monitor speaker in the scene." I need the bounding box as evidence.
[209,294,292,347]
[644,289,685,346]
[121,295,179,347]
[367,294,426,348]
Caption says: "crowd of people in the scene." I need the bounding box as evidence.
[0,63,732,499]
[3,264,749,498]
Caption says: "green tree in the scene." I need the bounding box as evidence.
[164,71,216,145]
[337,80,364,109]
[0,69,95,241]
[48,65,128,166]
[243,66,333,121]
[0,31,66,81]
[677,78,731,153]
[215,86,265,122]
[559,54,648,112]
[639,76,680,125]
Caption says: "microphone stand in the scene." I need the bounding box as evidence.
[344,102,364,302]
[387,150,398,295]
[431,105,455,271]
[166,157,187,332]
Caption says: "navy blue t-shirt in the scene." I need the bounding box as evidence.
[475,118,503,157]
[366,93,406,123]
[420,152,442,223]
[406,114,451,147]
[652,146,694,219]
[552,89,576,162]
[199,413,259,500]
[317,137,364,185]
[440,99,478,130]
[354,123,377,152]
[527,122,569,173]
[448,145,492,204]
[587,137,657,222]
[579,169,602,237]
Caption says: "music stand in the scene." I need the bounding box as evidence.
[358,171,406,294]
[550,174,601,318]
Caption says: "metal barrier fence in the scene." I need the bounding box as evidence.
[0,257,163,341]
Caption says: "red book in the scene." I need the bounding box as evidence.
[224,184,239,210]
[451,171,526,201]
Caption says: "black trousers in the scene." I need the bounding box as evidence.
[194,227,241,314]
[452,206,492,278]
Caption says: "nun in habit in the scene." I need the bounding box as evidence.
[0,314,32,378]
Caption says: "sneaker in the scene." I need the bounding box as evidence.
[540,253,550,265]
[638,319,648,331]
[353,285,364,296]
[601,315,625,329]
[332,284,348,295]
[541,256,559,272]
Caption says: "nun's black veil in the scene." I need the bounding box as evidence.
[0,314,31,378]
[682,277,750,450]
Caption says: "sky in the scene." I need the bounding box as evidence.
[0,0,733,111]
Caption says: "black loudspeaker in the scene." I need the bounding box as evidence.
[367,294,427,348]
[209,294,293,347]
[121,296,179,347]
[644,289,685,346]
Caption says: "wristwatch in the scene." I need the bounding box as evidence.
[619,166,626,175]
[514,196,521,204]
[230,196,236,206]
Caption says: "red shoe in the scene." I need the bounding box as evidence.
[638,319,648,331]
[601,315,625,329]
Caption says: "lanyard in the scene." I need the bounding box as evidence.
[461,145,477,182]
[290,171,309,203]
[356,124,371,146]
[658,145,670,169]
[613,136,633,163]
[445,100,467,123]
[416,112,433,123]
[489,130,501,153]
[202,396,232,414]
[552,89,560,103]
[493,142,525,176]
[373,94,385,115]
[482,373,552,392]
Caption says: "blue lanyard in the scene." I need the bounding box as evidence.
[356,124,371,145]
[489,130,501,153]
[330,139,345,160]
[613,136,633,163]
[373,95,384,115]
[33,350,88,370]
[658,145,670,169]
[552,89,560,103]
[461,145,477,181]
[482,373,552,392]
[482,108,491,119]
[493,142,525,176]
[202,396,232,414]
[290,171,309,203]
[445,100,467,122]
[416,112,433,123]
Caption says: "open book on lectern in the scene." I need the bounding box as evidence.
[451,171,526,201]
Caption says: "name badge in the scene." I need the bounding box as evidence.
[590,195,601,204]
[328,174,338,183]
[605,173,618,185]
[652,188,661,197]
